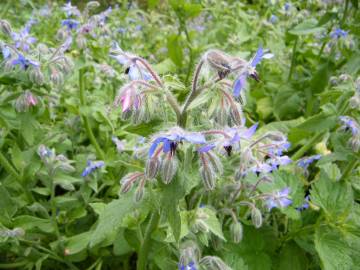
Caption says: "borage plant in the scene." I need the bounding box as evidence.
[0,1,359,270]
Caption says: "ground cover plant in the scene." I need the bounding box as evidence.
[0,0,360,269]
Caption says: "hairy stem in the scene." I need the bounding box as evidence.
[79,68,105,160]
[287,37,298,81]
[136,211,160,270]
[291,132,324,161]
[340,156,358,181]
[341,0,349,26]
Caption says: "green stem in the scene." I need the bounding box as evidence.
[0,151,21,180]
[20,239,79,270]
[79,68,105,160]
[341,0,350,26]
[287,37,298,81]
[0,261,28,269]
[291,132,324,160]
[340,156,358,181]
[50,175,60,239]
[136,212,160,270]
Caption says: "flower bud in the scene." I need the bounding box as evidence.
[0,20,12,36]
[76,35,87,49]
[200,256,231,270]
[135,179,145,202]
[120,172,143,193]
[204,50,232,78]
[194,219,209,233]
[230,221,243,243]
[145,156,160,179]
[200,164,216,190]
[86,1,100,9]
[206,152,223,174]
[160,156,177,184]
[50,68,64,85]
[15,90,38,112]
[29,68,45,85]
[251,207,263,228]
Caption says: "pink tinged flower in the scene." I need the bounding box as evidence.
[120,90,132,112]
[26,92,37,106]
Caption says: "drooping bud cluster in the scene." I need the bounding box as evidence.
[38,145,75,174]
[113,80,159,123]
[14,90,38,112]
[0,227,25,238]
[198,256,232,270]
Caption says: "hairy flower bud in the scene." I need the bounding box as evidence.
[50,68,64,85]
[15,90,38,112]
[206,152,223,174]
[76,35,87,49]
[29,68,45,85]
[200,256,232,270]
[160,155,177,184]
[86,1,100,9]
[120,172,144,193]
[145,156,161,179]
[204,50,232,79]
[251,207,263,228]
[200,164,216,190]
[194,219,209,233]
[135,178,146,202]
[0,227,25,238]
[230,221,243,243]
[0,19,12,36]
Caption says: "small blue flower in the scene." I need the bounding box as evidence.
[339,116,359,136]
[269,14,278,24]
[62,1,80,17]
[233,46,273,97]
[266,187,292,210]
[61,19,80,31]
[297,154,321,169]
[197,144,215,153]
[179,261,197,270]
[284,2,291,11]
[82,160,105,177]
[330,28,348,39]
[149,129,206,158]
[118,27,127,34]
[11,27,36,52]
[2,46,11,59]
[297,195,310,211]
[11,54,39,70]
[269,155,292,170]
[233,74,247,98]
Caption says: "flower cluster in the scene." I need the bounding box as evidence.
[82,160,105,177]
[38,145,75,173]
[339,116,360,151]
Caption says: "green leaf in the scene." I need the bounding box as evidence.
[202,208,225,241]
[89,192,137,248]
[315,226,354,270]
[310,171,353,220]
[277,242,308,270]
[289,19,325,35]
[0,184,17,224]
[160,176,184,243]
[65,231,92,255]
[167,34,183,67]
[12,216,54,233]
[296,113,337,133]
